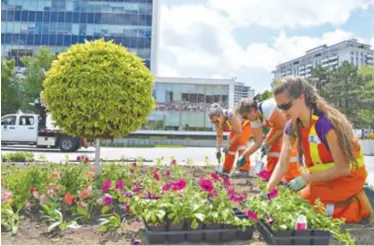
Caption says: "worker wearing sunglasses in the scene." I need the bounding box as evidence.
[235,98,301,182]
[208,103,253,177]
[267,76,373,224]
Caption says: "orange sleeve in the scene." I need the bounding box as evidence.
[268,109,286,130]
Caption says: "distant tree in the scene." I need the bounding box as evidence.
[1,58,21,115]
[256,90,273,102]
[357,66,374,128]
[21,47,55,111]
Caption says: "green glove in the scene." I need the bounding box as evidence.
[287,176,307,192]
[223,145,229,153]
[236,156,246,167]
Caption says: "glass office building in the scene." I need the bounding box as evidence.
[142,77,234,132]
[1,0,158,71]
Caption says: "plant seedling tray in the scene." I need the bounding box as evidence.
[144,215,254,244]
[258,220,331,245]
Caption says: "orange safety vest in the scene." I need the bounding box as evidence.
[299,115,372,222]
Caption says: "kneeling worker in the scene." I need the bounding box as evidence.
[209,103,253,177]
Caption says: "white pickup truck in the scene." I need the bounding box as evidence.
[1,113,84,152]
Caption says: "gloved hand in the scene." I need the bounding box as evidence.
[222,145,230,154]
[261,142,270,156]
[216,147,222,160]
[236,155,246,167]
[287,176,307,192]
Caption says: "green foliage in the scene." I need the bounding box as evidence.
[21,47,56,111]
[43,39,155,138]
[2,152,34,162]
[309,62,374,128]
[256,90,273,101]
[1,58,22,115]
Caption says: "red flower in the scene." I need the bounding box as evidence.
[152,170,160,181]
[84,157,90,164]
[76,155,81,161]
[210,172,220,181]
[30,187,37,194]
[132,162,137,167]
[130,169,135,174]
[259,170,271,181]
[170,159,177,166]
[64,192,74,205]
[115,179,124,190]
[200,178,214,193]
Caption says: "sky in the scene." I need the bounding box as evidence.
[156,0,374,94]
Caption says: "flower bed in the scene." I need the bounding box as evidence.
[1,158,259,245]
[1,158,361,245]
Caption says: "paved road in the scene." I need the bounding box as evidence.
[2,146,374,184]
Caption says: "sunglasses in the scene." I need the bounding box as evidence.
[277,100,294,111]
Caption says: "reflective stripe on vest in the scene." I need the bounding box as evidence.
[308,115,365,173]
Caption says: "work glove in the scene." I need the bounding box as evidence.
[216,147,222,160]
[287,176,307,192]
[222,145,230,154]
[236,155,246,167]
[261,142,270,156]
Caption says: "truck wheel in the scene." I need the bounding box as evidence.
[59,136,80,152]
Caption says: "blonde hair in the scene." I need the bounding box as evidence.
[273,76,357,165]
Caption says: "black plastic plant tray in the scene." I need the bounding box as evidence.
[258,220,331,245]
[144,221,255,244]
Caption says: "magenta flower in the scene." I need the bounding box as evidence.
[222,175,231,186]
[210,172,220,182]
[200,178,214,192]
[104,194,112,206]
[172,179,186,191]
[130,169,135,174]
[246,210,258,221]
[130,238,142,245]
[162,183,172,192]
[101,179,112,193]
[115,179,124,190]
[165,170,171,176]
[170,159,177,166]
[124,191,133,198]
[124,202,130,213]
[267,189,278,200]
[133,183,142,193]
[259,170,271,181]
[152,170,160,181]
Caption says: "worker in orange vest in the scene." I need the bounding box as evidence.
[209,103,253,177]
[268,76,374,224]
[235,98,301,182]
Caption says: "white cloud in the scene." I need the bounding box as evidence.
[158,1,373,92]
[208,0,374,29]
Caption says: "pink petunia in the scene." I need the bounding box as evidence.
[222,175,231,186]
[104,194,112,206]
[152,170,160,181]
[162,183,172,192]
[115,179,124,190]
[210,172,220,182]
[200,178,214,193]
[133,183,142,193]
[172,179,186,191]
[101,179,112,193]
[165,170,171,176]
[246,210,258,221]
[267,189,278,200]
[259,170,271,181]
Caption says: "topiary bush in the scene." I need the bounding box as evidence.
[43,39,155,139]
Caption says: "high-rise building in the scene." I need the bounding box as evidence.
[1,0,160,73]
[273,39,374,80]
[234,82,255,105]
[141,77,235,132]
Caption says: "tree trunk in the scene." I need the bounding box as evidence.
[95,138,101,176]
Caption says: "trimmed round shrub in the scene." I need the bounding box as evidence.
[43,39,155,138]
